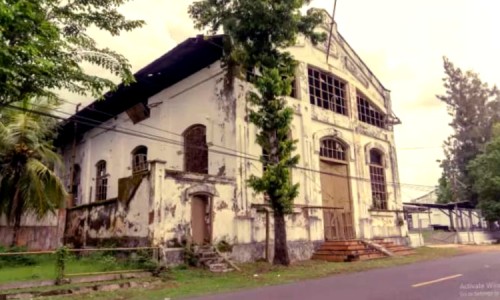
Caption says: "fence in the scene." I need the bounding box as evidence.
[0,246,160,285]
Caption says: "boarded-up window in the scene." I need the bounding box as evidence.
[357,93,386,129]
[184,125,208,174]
[95,160,108,201]
[131,145,148,173]
[369,149,387,209]
[320,138,347,162]
[308,67,348,115]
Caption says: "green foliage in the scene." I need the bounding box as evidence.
[436,172,453,204]
[183,244,199,267]
[55,246,69,283]
[0,0,144,105]
[0,98,67,245]
[468,123,500,222]
[0,246,36,267]
[216,239,233,253]
[189,0,326,266]
[437,57,500,203]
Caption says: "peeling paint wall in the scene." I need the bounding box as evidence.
[65,177,150,247]
[0,212,61,250]
[57,16,406,258]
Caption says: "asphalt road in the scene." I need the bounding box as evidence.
[189,251,500,300]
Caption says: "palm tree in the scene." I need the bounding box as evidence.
[0,98,67,246]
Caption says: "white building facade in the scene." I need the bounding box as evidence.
[58,11,408,262]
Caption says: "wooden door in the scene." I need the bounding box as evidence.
[191,196,210,244]
[320,160,354,240]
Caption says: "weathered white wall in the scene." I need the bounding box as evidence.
[59,11,406,255]
[62,61,237,205]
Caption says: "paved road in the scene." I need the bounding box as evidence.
[189,252,500,300]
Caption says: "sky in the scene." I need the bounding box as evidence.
[63,0,500,202]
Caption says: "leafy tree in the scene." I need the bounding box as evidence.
[436,172,453,204]
[0,98,67,246]
[468,123,500,222]
[437,57,500,204]
[189,0,325,265]
[0,0,144,105]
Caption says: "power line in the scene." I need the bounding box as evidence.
[4,103,438,189]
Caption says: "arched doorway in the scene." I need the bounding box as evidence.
[319,137,354,240]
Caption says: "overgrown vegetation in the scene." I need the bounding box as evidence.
[189,0,326,266]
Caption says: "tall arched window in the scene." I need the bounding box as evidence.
[320,138,347,162]
[369,149,387,209]
[95,160,108,201]
[184,125,208,174]
[131,145,148,173]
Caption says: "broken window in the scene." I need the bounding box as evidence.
[95,160,108,201]
[308,67,348,115]
[357,93,386,129]
[320,138,347,161]
[369,149,387,210]
[184,124,208,174]
[131,145,148,173]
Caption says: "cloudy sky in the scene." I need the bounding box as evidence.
[67,0,500,201]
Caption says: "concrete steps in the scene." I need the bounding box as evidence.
[194,245,235,273]
[312,239,414,262]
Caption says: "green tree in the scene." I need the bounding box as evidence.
[468,123,500,222]
[437,57,500,204]
[0,0,144,105]
[436,172,453,204]
[189,0,325,265]
[0,98,67,246]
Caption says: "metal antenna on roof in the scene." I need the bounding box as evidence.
[326,0,338,63]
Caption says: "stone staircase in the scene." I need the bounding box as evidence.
[312,239,414,262]
[194,245,235,273]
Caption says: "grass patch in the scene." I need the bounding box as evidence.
[45,246,462,300]
[0,250,155,284]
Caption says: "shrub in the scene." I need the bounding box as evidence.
[0,246,37,267]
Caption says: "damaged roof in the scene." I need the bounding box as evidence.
[57,35,225,144]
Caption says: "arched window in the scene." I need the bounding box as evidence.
[131,145,148,173]
[320,138,347,162]
[95,160,108,201]
[369,149,387,209]
[184,125,208,174]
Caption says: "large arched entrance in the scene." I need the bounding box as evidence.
[319,137,355,240]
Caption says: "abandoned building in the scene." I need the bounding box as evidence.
[0,11,411,261]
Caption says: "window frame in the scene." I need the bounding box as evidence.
[183,124,209,174]
[368,149,387,210]
[356,91,387,129]
[131,145,148,174]
[307,66,349,116]
[95,160,108,202]
[319,137,349,164]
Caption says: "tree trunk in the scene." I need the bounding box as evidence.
[273,211,290,266]
[10,187,22,247]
